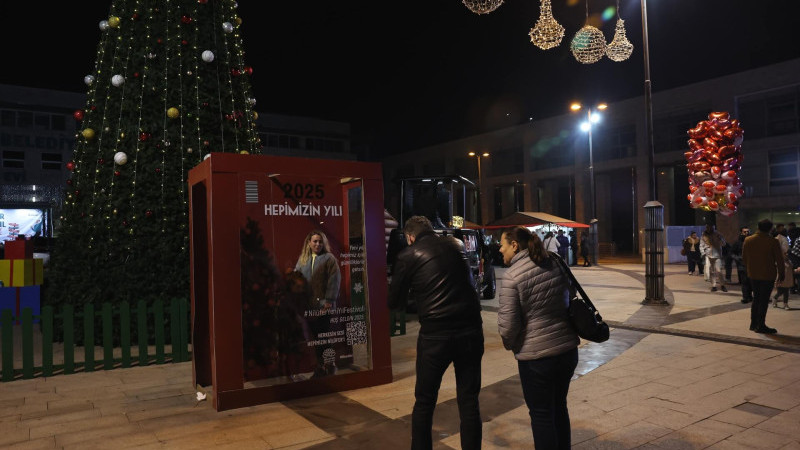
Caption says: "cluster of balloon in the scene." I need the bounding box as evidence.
[685,112,744,216]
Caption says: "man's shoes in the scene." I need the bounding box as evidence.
[711,287,718,292]
[754,326,778,334]
[773,301,779,308]
[720,285,727,292]
[749,324,756,331]
[688,271,694,275]
[784,304,790,310]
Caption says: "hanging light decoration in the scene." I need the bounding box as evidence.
[606,0,633,62]
[529,0,565,50]
[570,0,606,64]
[462,0,504,15]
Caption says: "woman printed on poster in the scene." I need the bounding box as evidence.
[295,230,341,377]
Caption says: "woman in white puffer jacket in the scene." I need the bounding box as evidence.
[497,226,580,450]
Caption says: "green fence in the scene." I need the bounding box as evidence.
[0,299,190,382]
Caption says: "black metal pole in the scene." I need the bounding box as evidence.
[642,0,656,201]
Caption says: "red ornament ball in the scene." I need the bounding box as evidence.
[145,210,153,218]
[66,179,73,186]
[181,40,188,46]
[203,140,210,146]
[231,68,241,77]
[98,158,105,165]
[139,132,150,141]
[155,167,162,174]
[157,38,163,44]
[66,161,75,171]
[244,66,253,76]
[90,105,97,111]
[73,110,85,121]
[181,15,192,24]
[131,13,139,20]
[133,72,140,78]
[114,170,121,177]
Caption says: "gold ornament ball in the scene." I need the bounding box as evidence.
[235,17,242,25]
[82,128,96,140]
[239,150,249,154]
[253,111,259,120]
[108,16,121,28]
[167,107,180,119]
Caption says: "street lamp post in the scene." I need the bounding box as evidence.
[640,0,667,305]
[571,102,606,266]
[468,151,489,225]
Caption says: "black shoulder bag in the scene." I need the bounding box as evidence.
[551,252,610,343]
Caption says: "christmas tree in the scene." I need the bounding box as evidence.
[45,0,261,310]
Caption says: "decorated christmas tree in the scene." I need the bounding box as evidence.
[45,0,261,309]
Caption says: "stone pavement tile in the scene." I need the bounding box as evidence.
[61,431,160,450]
[721,427,796,449]
[656,371,760,405]
[0,396,26,409]
[587,382,675,413]
[756,409,800,441]
[756,362,800,388]
[575,420,673,449]
[711,408,772,428]
[0,427,31,447]
[697,380,778,412]
[19,406,99,428]
[738,353,800,378]
[3,436,56,450]
[642,408,704,431]
[263,424,331,448]
[55,422,143,448]
[751,386,800,411]
[29,413,130,440]
[651,419,744,449]
[478,404,536,448]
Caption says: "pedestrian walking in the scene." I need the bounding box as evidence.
[568,230,578,266]
[580,233,591,267]
[556,229,570,262]
[743,218,785,334]
[700,224,727,292]
[685,232,702,275]
[773,224,792,309]
[388,216,484,450]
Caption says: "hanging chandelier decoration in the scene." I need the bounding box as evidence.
[529,0,565,50]
[570,0,606,64]
[606,0,633,62]
[462,0,504,15]
[571,25,606,64]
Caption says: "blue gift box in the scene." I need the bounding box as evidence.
[0,285,41,325]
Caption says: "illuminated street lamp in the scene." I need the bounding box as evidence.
[571,102,606,265]
[468,151,489,225]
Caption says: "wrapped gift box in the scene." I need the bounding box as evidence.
[0,286,41,324]
[4,239,34,260]
[0,259,43,287]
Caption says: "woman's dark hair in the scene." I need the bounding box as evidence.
[503,226,553,268]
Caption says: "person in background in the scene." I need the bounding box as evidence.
[497,226,579,450]
[731,227,753,303]
[743,218,784,334]
[772,224,792,310]
[388,216,484,450]
[700,224,727,292]
[568,230,578,266]
[685,231,703,276]
[556,229,570,262]
[722,241,733,283]
[580,233,591,267]
[542,231,559,255]
[295,230,341,377]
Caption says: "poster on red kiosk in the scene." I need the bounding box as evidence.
[237,173,370,387]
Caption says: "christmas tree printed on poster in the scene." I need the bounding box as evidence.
[46,0,262,311]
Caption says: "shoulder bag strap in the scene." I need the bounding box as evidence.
[549,251,599,312]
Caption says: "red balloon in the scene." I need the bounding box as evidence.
[702,180,716,189]
[709,111,730,121]
[703,137,718,150]
[708,201,719,211]
[710,166,721,178]
[684,151,694,161]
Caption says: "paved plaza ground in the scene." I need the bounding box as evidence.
[1,260,799,449]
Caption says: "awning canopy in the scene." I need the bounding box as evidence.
[477,212,590,230]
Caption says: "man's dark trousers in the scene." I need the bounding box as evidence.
[750,279,775,330]
[738,268,753,301]
[411,328,483,450]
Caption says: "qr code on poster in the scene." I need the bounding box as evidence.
[346,321,368,345]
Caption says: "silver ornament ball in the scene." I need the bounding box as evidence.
[201,50,215,62]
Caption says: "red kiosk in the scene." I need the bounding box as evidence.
[188,153,392,411]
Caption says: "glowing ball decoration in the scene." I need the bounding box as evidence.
[114,151,129,165]
[684,112,744,217]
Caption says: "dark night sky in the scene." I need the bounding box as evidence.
[2,1,799,158]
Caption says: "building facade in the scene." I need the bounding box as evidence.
[0,84,353,236]
[381,58,800,253]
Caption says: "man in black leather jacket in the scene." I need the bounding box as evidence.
[388,216,484,450]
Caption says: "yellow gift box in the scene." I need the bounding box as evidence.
[0,259,43,287]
